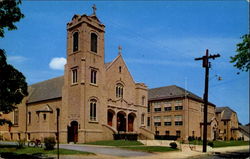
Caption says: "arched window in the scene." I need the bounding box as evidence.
[141,114,145,125]
[116,84,123,98]
[142,96,145,106]
[90,99,97,121]
[73,32,79,52]
[91,33,97,53]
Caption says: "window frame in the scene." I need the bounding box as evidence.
[90,32,98,53]
[28,112,31,125]
[116,83,124,98]
[72,68,78,84]
[175,106,183,110]
[13,109,19,126]
[73,31,79,52]
[90,69,97,84]
[90,99,97,121]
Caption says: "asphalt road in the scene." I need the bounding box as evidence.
[60,144,154,157]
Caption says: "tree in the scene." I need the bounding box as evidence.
[0,0,28,126]
[230,34,250,72]
[0,0,24,38]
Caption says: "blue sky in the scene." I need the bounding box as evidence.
[1,1,249,124]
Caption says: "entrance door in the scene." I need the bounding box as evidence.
[128,113,135,132]
[117,112,126,132]
[67,121,78,143]
[108,110,114,126]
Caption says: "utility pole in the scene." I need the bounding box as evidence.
[195,49,220,152]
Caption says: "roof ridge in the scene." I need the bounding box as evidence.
[149,85,177,90]
[29,76,64,87]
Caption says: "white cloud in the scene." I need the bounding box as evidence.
[49,57,66,70]
[8,56,27,63]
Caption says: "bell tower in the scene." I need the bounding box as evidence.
[61,5,106,143]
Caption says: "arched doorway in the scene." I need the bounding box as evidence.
[128,113,136,132]
[67,121,78,143]
[117,111,126,132]
[108,109,115,127]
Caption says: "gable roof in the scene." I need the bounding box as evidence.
[148,85,215,106]
[215,106,236,120]
[27,76,64,104]
[239,125,250,137]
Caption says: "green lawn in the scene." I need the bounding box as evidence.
[121,146,178,153]
[213,140,249,147]
[85,140,143,147]
[0,147,94,155]
[189,140,249,147]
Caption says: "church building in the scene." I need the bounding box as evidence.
[0,6,152,143]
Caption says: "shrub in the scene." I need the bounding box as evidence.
[207,141,214,147]
[17,139,25,149]
[44,137,56,150]
[230,137,234,141]
[188,136,195,141]
[169,142,177,149]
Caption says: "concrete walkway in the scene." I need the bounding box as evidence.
[59,144,154,157]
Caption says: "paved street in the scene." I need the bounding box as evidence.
[60,144,154,157]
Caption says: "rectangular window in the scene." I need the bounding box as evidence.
[43,114,46,121]
[28,112,31,124]
[175,121,183,126]
[163,115,171,126]
[164,122,172,126]
[154,102,161,112]
[165,131,170,136]
[154,116,161,126]
[73,32,79,52]
[147,117,150,126]
[224,129,226,133]
[224,121,226,125]
[164,107,172,111]
[142,96,145,106]
[175,115,183,126]
[147,103,151,112]
[154,122,161,126]
[175,106,183,110]
[176,130,181,137]
[141,114,145,125]
[154,108,161,112]
[91,69,97,84]
[201,104,204,112]
[13,109,19,125]
[72,69,78,84]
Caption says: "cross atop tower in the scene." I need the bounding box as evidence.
[118,45,122,54]
[92,4,97,15]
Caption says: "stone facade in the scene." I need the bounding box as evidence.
[215,107,240,140]
[0,10,148,143]
[147,85,217,141]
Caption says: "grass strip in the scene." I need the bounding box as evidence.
[0,147,94,155]
[188,140,249,147]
